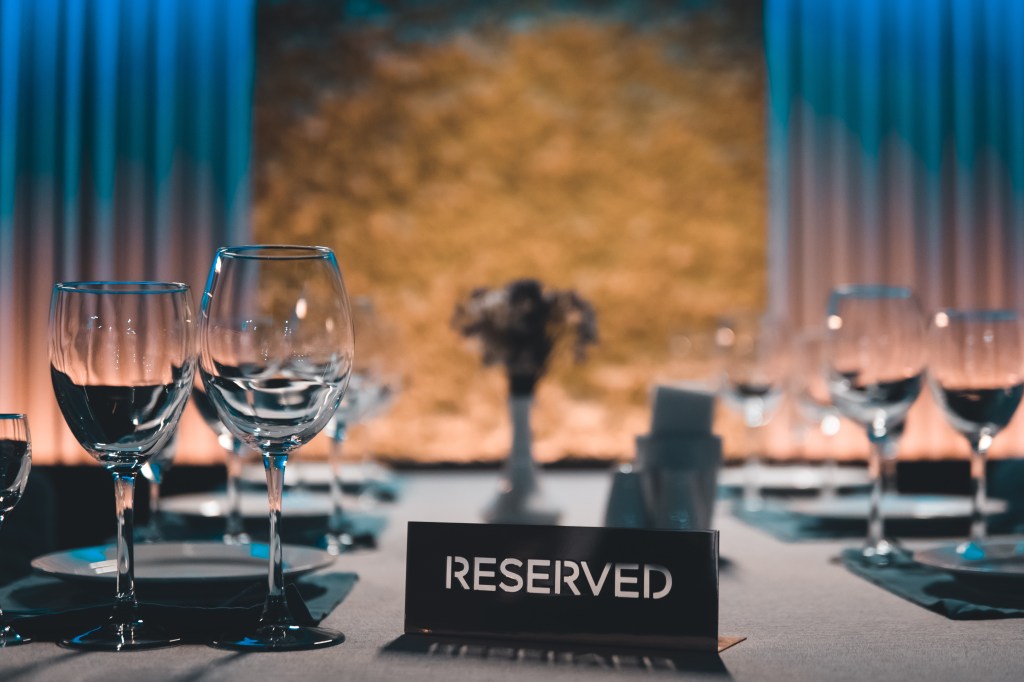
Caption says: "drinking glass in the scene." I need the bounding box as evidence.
[323,297,399,552]
[50,282,196,650]
[825,285,925,565]
[0,414,32,647]
[138,434,178,542]
[192,381,251,545]
[199,245,353,651]
[791,331,843,497]
[928,309,1024,558]
[715,313,787,510]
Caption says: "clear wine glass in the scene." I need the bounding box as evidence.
[323,296,398,552]
[715,313,788,511]
[324,374,373,555]
[0,414,32,647]
[50,281,196,650]
[191,381,251,545]
[825,285,925,565]
[791,330,843,497]
[928,309,1024,559]
[138,434,178,542]
[199,245,353,651]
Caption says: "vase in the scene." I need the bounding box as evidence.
[483,395,560,525]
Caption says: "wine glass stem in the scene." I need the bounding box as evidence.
[329,422,347,534]
[225,440,245,539]
[866,436,888,550]
[0,515,6,629]
[969,437,989,544]
[112,472,140,619]
[742,421,763,510]
[263,453,287,614]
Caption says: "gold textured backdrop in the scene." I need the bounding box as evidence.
[252,2,767,463]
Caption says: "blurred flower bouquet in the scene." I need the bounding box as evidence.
[453,279,597,523]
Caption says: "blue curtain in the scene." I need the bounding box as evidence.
[0,0,253,462]
[767,0,1024,457]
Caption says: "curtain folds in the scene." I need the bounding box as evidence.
[0,0,253,463]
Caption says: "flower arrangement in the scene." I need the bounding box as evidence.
[452,278,598,397]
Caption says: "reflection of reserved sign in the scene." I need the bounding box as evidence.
[405,522,719,651]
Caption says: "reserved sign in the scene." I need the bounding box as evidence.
[405,522,719,651]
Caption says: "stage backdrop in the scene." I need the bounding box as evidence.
[0,0,253,464]
[767,0,1024,458]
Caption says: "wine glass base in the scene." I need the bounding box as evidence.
[0,625,31,647]
[322,531,355,556]
[860,539,903,567]
[60,620,183,651]
[223,532,252,546]
[210,625,345,652]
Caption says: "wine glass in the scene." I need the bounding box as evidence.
[50,281,196,650]
[715,313,788,510]
[0,414,32,647]
[928,309,1024,559]
[791,331,843,497]
[138,434,178,542]
[323,374,373,555]
[825,285,925,565]
[323,297,400,552]
[192,381,251,545]
[199,245,353,651]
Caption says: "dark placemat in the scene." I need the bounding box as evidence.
[1,570,357,642]
[732,500,1021,543]
[841,548,1024,619]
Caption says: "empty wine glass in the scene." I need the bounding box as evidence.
[825,285,925,565]
[0,414,32,647]
[791,331,843,497]
[929,309,1024,559]
[192,381,251,545]
[199,245,353,651]
[138,434,178,543]
[323,297,399,552]
[715,313,788,511]
[50,281,196,650]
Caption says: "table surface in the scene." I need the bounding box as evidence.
[2,471,1022,682]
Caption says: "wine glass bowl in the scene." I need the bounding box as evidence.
[825,285,925,564]
[49,281,196,650]
[928,309,1024,558]
[199,245,353,651]
[0,414,32,647]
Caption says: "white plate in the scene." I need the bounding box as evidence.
[31,541,333,585]
[915,538,1024,580]
[162,491,333,519]
[785,494,1007,521]
[719,465,871,492]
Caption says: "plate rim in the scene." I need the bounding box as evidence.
[914,538,1024,578]
[30,540,334,585]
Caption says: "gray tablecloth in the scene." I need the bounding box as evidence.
[1,471,1021,682]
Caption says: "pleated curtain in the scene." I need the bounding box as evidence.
[0,0,253,463]
[767,0,1024,458]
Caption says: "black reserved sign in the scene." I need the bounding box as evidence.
[404,522,719,651]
